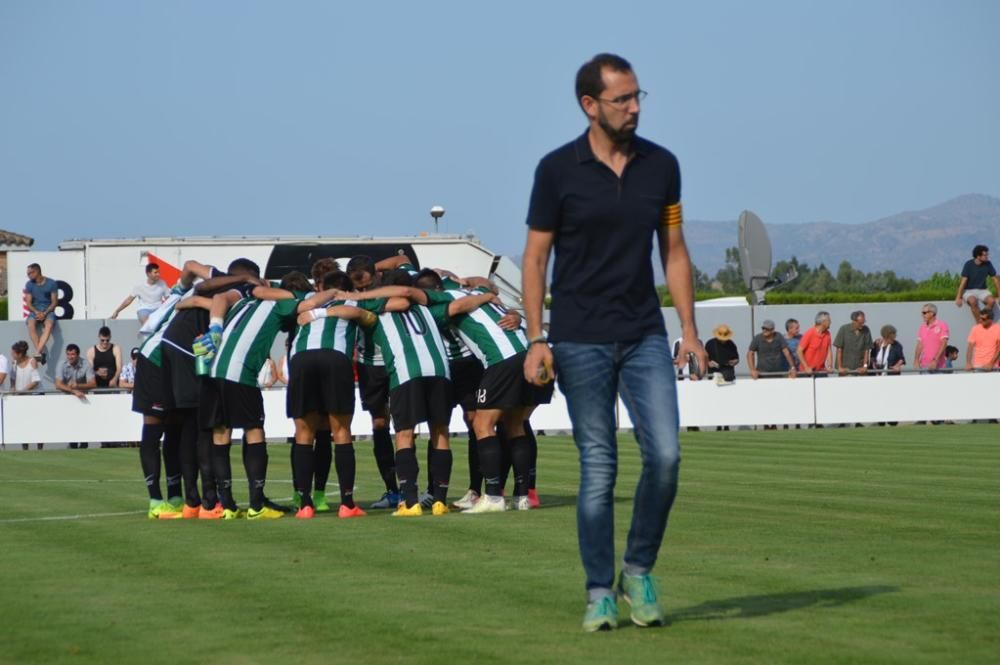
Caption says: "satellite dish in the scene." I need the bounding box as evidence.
[738,210,797,304]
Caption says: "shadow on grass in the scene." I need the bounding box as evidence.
[668,585,899,622]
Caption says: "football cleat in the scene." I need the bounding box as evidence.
[246,506,284,520]
[148,499,182,520]
[527,488,541,509]
[198,504,225,519]
[461,494,507,514]
[418,491,435,509]
[295,505,315,520]
[391,502,423,517]
[431,501,450,516]
[451,490,480,510]
[513,495,531,511]
[222,507,244,520]
[313,490,331,513]
[370,490,401,510]
[181,504,201,519]
[338,505,367,519]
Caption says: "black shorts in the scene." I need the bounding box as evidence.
[131,355,171,416]
[477,352,553,410]
[163,343,202,410]
[200,378,265,430]
[389,377,453,431]
[286,350,356,418]
[449,356,484,411]
[357,363,389,415]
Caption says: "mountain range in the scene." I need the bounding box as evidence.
[684,193,1000,280]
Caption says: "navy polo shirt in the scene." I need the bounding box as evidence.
[526,130,681,344]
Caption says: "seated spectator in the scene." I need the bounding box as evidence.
[110,262,170,324]
[748,319,796,379]
[24,263,59,364]
[955,245,999,324]
[870,325,906,375]
[833,310,872,375]
[965,307,1000,370]
[706,324,739,382]
[118,347,139,390]
[9,341,42,450]
[56,344,97,399]
[86,325,122,388]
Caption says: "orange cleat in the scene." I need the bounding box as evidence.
[182,504,201,519]
[527,488,541,509]
[295,505,315,520]
[338,505,367,519]
[198,504,225,519]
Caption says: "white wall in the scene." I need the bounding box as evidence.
[3,372,996,446]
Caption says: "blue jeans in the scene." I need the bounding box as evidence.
[553,335,681,601]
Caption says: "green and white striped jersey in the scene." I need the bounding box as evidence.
[210,293,302,386]
[139,288,192,367]
[362,299,451,390]
[290,298,359,359]
[425,288,528,368]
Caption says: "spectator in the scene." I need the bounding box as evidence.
[955,245,999,324]
[86,325,122,388]
[833,310,873,375]
[797,311,833,375]
[747,319,796,379]
[110,262,170,324]
[870,325,906,375]
[914,303,950,371]
[782,318,802,371]
[56,343,96,399]
[10,341,42,450]
[0,345,7,387]
[56,343,96,449]
[705,324,739,382]
[24,263,59,365]
[672,337,702,380]
[943,345,959,369]
[965,307,1000,370]
[118,347,139,390]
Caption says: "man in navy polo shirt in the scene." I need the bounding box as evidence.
[521,53,707,632]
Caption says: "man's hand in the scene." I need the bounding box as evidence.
[857,366,868,375]
[788,368,797,379]
[497,310,522,331]
[523,343,554,386]
[750,369,759,380]
[675,338,708,380]
[955,296,963,307]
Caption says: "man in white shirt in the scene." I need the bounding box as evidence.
[110,263,170,324]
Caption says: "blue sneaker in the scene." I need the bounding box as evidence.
[582,596,618,632]
[617,572,666,627]
[370,490,401,509]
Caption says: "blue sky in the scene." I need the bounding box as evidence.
[2,1,997,256]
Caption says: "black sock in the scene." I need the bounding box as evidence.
[139,422,165,500]
[314,430,332,492]
[466,428,481,493]
[243,443,268,511]
[212,444,236,510]
[478,435,502,497]
[424,442,435,495]
[395,447,419,507]
[373,427,398,493]
[179,414,201,507]
[525,423,538,490]
[499,430,513,494]
[291,444,314,507]
[197,429,217,508]
[334,443,356,508]
[162,424,182,500]
[431,448,452,504]
[289,441,298,493]
[509,435,532,496]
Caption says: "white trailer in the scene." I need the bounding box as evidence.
[6,234,523,320]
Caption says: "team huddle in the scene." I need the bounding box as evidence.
[132,253,552,520]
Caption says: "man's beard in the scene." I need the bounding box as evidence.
[597,110,637,147]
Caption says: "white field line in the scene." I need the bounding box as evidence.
[0,511,146,523]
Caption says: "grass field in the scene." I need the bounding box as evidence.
[1,425,997,665]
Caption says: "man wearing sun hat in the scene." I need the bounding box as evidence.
[706,323,740,382]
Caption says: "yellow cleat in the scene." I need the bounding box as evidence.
[431,501,450,516]
[246,506,283,520]
[391,502,423,517]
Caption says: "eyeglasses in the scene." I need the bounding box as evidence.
[921,310,932,315]
[597,90,647,108]
[98,338,111,343]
